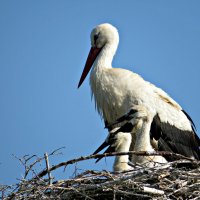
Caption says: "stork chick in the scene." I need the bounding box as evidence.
[93,127,133,172]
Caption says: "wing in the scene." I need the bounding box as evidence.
[129,71,194,132]
[93,122,134,163]
[151,113,200,161]
[95,145,115,163]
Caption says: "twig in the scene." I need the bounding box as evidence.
[49,146,65,156]
[115,189,150,199]
[44,153,52,185]
[143,186,164,195]
[70,187,95,200]
[12,147,65,180]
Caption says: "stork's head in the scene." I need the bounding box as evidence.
[90,23,119,49]
[78,23,119,88]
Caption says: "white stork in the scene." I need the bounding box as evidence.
[93,127,133,172]
[78,23,200,160]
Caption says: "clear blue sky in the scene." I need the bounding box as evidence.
[0,1,200,184]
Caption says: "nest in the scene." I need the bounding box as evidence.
[1,151,200,200]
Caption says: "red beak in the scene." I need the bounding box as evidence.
[78,47,102,88]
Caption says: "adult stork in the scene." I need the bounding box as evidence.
[78,23,200,160]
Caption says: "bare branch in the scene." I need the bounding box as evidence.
[33,150,197,179]
[44,153,53,185]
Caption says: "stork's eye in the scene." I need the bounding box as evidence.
[94,33,99,44]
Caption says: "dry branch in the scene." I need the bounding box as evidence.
[33,150,195,179]
[44,152,52,185]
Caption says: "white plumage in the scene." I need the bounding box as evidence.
[78,23,200,160]
[113,132,133,172]
[93,128,133,172]
[112,105,167,166]
[93,105,167,170]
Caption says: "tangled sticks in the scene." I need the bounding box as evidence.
[1,150,200,199]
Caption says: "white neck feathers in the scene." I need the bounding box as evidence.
[93,42,117,70]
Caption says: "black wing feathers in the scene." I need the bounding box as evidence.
[182,110,200,146]
[150,114,162,140]
[95,145,116,163]
[93,122,134,163]
[115,123,134,133]
[151,113,200,161]
[182,110,197,131]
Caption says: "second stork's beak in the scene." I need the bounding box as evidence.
[78,47,102,88]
